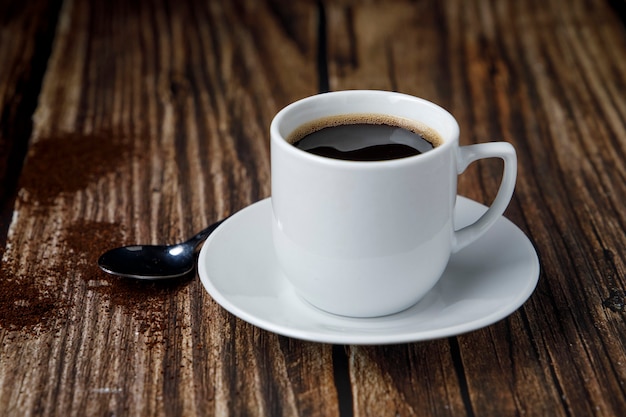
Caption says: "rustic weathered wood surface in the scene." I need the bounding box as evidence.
[0,0,625,416]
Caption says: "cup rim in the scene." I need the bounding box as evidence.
[270,90,460,168]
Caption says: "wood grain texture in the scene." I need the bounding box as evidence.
[1,0,626,416]
[0,0,336,416]
[325,0,626,416]
[0,0,62,237]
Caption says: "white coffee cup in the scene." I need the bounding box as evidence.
[270,90,517,317]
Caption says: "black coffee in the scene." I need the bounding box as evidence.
[289,114,441,162]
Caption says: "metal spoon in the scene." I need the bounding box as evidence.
[98,219,224,280]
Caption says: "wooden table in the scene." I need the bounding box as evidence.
[1,0,625,415]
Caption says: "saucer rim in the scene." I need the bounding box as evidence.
[198,197,540,345]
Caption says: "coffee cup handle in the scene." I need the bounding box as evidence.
[453,142,517,252]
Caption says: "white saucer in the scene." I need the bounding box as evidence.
[198,197,539,345]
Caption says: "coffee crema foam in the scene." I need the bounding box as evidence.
[286,113,444,148]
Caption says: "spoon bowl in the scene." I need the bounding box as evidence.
[98,219,224,280]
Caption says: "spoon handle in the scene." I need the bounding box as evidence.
[186,218,226,250]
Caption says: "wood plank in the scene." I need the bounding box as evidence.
[325,0,626,415]
[0,0,339,416]
[0,0,62,238]
[3,0,625,415]
[347,342,466,417]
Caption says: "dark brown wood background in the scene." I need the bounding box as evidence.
[1,0,625,416]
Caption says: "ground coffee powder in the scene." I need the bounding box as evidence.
[0,251,59,331]
[1,131,190,341]
[18,132,134,206]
